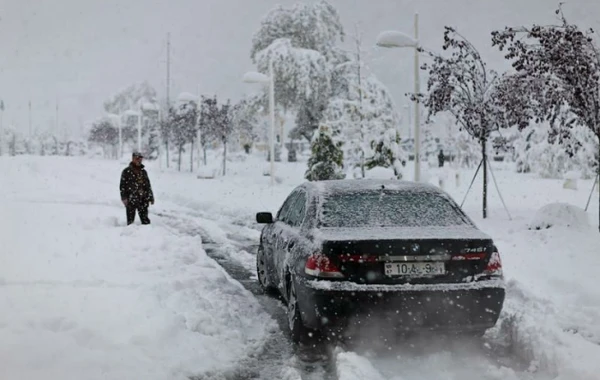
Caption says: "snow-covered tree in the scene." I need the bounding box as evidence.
[322,26,403,178]
[492,6,600,229]
[104,82,158,115]
[364,128,404,178]
[169,97,198,172]
[231,95,262,153]
[199,95,219,166]
[512,125,537,173]
[305,125,345,181]
[255,38,331,115]
[141,101,160,159]
[213,99,234,175]
[250,1,345,141]
[251,1,344,63]
[88,118,118,158]
[419,27,529,218]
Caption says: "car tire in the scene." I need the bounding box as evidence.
[256,246,277,295]
[287,277,318,344]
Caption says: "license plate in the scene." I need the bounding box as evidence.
[384,262,445,277]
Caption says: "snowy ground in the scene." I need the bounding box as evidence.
[1,152,599,379]
[0,156,276,380]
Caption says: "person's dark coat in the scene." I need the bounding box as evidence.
[120,163,154,206]
[438,150,445,168]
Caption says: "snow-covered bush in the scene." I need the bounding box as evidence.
[528,203,590,230]
[305,126,345,181]
[513,123,598,179]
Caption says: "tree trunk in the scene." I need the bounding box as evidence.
[177,145,182,171]
[203,146,207,166]
[190,139,194,173]
[482,138,488,219]
[223,140,227,176]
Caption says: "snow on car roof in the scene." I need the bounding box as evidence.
[303,179,445,198]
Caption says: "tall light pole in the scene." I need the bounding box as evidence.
[28,100,32,137]
[376,12,421,182]
[137,109,143,153]
[0,100,4,156]
[117,114,123,159]
[243,59,275,186]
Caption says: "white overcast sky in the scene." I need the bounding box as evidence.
[0,0,597,137]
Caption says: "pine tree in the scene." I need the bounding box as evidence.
[365,128,404,179]
[305,125,345,181]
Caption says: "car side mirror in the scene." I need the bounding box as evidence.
[256,212,274,224]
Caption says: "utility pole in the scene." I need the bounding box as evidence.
[55,98,59,134]
[164,32,171,168]
[28,100,32,137]
[0,100,4,156]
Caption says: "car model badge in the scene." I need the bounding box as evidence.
[410,243,420,253]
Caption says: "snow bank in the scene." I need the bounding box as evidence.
[0,156,275,380]
[364,166,396,179]
[336,351,385,380]
[528,202,590,230]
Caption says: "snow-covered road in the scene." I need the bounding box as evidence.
[2,155,599,380]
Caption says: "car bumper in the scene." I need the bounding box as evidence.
[295,277,506,333]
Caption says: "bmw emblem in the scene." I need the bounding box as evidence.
[410,243,420,253]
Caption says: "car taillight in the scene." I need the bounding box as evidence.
[484,251,503,277]
[304,253,344,279]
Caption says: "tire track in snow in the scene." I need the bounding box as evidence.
[155,209,546,380]
[155,210,338,380]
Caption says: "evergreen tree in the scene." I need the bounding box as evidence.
[305,126,345,181]
[365,128,404,179]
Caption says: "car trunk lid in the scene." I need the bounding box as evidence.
[315,226,495,284]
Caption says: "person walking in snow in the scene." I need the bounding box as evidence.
[120,152,155,225]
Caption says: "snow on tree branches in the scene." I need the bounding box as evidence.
[169,98,198,172]
[305,125,345,181]
[491,5,600,230]
[419,27,529,218]
[255,38,331,112]
[491,7,600,141]
[250,0,344,63]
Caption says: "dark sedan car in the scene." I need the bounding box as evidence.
[256,179,505,343]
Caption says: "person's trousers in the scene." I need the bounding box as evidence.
[126,202,150,225]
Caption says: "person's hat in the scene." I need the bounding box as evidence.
[132,152,144,158]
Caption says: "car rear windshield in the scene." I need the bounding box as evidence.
[319,190,470,228]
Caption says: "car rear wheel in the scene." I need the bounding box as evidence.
[256,246,277,295]
[287,277,318,343]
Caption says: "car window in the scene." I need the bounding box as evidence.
[319,190,471,228]
[277,191,299,223]
[286,191,307,227]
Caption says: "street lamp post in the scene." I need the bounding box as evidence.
[243,59,275,186]
[118,115,122,159]
[376,12,421,182]
[137,109,143,153]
